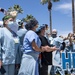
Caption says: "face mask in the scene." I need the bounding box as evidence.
[52,34,57,38]
[8,21,18,33]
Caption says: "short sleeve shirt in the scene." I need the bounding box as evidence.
[23,30,41,54]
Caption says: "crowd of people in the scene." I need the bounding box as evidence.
[0,7,75,75]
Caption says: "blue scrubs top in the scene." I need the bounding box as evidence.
[0,27,20,65]
[23,30,41,54]
[17,28,27,45]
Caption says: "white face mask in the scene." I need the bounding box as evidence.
[8,21,18,33]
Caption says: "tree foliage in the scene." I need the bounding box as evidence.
[8,4,23,14]
[41,0,60,5]
[22,14,35,23]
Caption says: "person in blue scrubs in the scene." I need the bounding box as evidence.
[0,15,20,75]
[17,19,27,48]
[18,19,58,75]
[17,19,27,59]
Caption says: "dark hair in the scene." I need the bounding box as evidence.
[25,19,38,30]
[43,24,48,28]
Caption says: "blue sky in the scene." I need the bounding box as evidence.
[0,0,75,36]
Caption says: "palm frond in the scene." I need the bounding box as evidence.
[7,5,23,14]
[13,5,23,13]
[22,14,35,23]
[52,0,60,2]
[41,0,48,5]
[41,0,60,4]
[8,7,14,12]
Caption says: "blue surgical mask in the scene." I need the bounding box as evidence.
[8,21,18,33]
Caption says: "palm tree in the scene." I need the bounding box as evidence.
[41,0,60,35]
[8,4,23,14]
[13,5,23,14]
[72,0,75,33]
[7,5,23,19]
[22,14,35,23]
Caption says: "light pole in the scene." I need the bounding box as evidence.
[72,0,75,33]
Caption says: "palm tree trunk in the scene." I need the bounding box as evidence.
[48,0,52,35]
[49,9,52,35]
[72,0,75,33]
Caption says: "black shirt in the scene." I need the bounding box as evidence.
[39,35,52,65]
